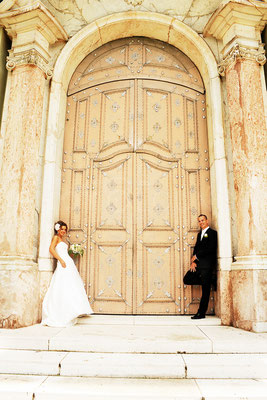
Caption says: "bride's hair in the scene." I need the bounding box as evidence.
[54,220,68,235]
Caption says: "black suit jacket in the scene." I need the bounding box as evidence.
[193,227,217,271]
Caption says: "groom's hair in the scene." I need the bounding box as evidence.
[198,214,207,220]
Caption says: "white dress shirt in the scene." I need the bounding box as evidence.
[200,226,209,240]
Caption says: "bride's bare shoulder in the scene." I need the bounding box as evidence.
[50,235,60,247]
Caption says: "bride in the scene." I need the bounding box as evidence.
[41,220,93,327]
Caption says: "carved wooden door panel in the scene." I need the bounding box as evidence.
[61,79,135,314]
[89,154,133,314]
[134,79,212,314]
[134,154,180,314]
[61,37,214,315]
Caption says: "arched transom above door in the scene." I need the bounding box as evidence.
[61,37,213,315]
[68,37,204,95]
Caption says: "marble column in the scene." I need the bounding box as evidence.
[0,3,67,328]
[0,64,46,257]
[204,1,267,332]
[223,49,267,332]
[223,53,266,258]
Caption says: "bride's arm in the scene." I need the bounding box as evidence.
[49,236,66,268]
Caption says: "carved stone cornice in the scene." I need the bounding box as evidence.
[218,43,266,76]
[204,1,267,42]
[6,49,53,79]
[0,2,67,78]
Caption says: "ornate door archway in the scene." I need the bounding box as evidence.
[60,37,213,315]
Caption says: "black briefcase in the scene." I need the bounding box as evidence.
[183,270,202,285]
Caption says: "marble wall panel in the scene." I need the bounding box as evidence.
[35,0,223,38]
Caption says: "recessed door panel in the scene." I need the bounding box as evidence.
[134,154,180,314]
[89,154,133,314]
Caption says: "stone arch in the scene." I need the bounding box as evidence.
[39,12,232,304]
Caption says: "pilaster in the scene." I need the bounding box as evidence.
[0,2,67,328]
[204,0,267,332]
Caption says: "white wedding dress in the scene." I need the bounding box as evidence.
[41,241,93,327]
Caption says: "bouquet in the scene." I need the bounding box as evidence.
[68,243,84,256]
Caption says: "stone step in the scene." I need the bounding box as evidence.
[1,320,267,354]
[1,375,267,400]
[1,349,267,379]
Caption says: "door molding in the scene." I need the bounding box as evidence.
[39,12,232,290]
[59,66,213,314]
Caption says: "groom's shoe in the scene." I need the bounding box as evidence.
[191,313,205,320]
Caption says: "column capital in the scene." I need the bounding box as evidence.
[218,42,266,76]
[0,1,68,78]
[204,0,267,73]
[6,48,54,79]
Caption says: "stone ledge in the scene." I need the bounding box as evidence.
[0,256,37,271]
[231,255,267,270]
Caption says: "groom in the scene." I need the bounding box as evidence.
[184,214,217,319]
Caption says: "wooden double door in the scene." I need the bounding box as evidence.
[60,38,213,314]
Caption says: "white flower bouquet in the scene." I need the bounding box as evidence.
[68,243,84,256]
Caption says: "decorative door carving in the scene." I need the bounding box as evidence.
[60,38,214,315]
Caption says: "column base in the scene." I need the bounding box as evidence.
[216,269,233,326]
[230,256,267,332]
[0,257,40,328]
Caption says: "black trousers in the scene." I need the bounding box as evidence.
[183,268,212,316]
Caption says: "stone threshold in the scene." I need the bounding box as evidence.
[77,315,222,326]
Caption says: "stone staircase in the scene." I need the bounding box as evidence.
[0,315,267,399]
